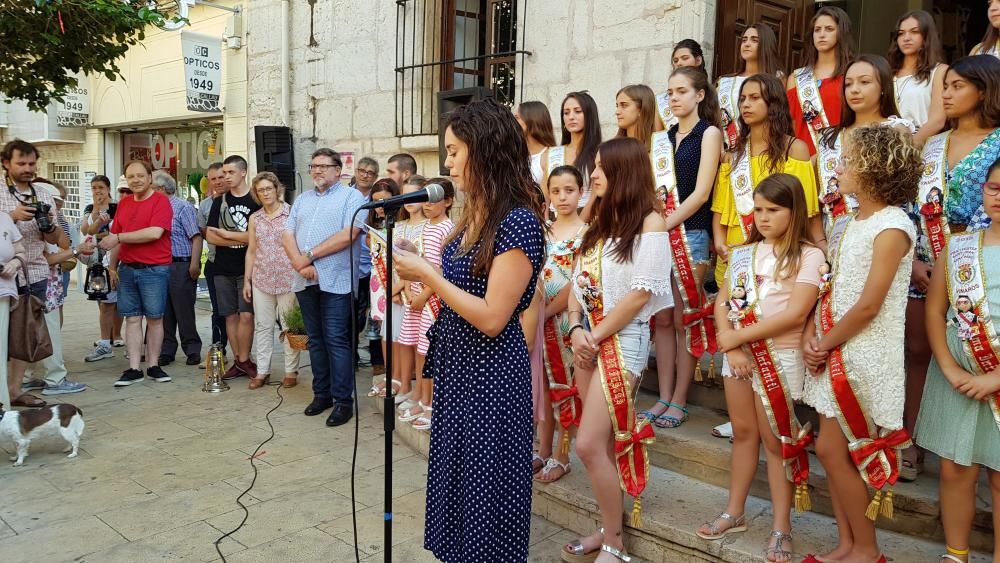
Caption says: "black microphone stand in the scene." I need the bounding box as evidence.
[382,209,396,563]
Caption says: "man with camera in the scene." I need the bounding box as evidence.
[1,139,85,406]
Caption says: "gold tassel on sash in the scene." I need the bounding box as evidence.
[880,488,894,520]
[865,490,882,521]
[708,355,716,382]
[794,483,812,513]
[694,360,704,382]
[630,497,643,528]
[559,430,571,457]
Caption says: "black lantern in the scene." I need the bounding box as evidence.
[84,263,110,301]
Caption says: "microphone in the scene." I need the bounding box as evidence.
[361,183,445,210]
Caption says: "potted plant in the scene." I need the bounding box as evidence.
[282,303,309,351]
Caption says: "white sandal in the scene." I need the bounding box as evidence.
[412,406,433,430]
[398,401,426,422]
[370,378,400,398]
[940,555,965,562]
[534,458,571,482]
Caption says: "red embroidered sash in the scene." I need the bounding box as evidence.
[727,244,812,509]
[793,66,831,150]
[945,232,1000,431]
[544,318,581,432]
[651,131,717,358]
[918,132,950,261]
[579,241,653,527]
[819,217,911,519]
[729,147,756,241]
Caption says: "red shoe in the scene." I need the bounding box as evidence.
[876,556,886,563]
[240,359,258,379]
[222,363,247,380]
[801,556,823,563]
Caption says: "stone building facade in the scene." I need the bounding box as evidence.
[245,0,717,180]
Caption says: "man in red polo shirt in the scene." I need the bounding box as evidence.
[99,160,174,387]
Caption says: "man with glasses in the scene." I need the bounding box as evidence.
[353,157,384,372]
[283,148,368,426]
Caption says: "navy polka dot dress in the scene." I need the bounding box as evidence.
[423,208,544,562]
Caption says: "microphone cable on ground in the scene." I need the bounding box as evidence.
[213,381,285,563]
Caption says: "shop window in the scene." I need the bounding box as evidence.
[48,163,82,220]
[395,0,530,137]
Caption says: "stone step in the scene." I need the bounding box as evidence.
[373,393,993,559]
[532,460,993,563]
[635,393,996,552]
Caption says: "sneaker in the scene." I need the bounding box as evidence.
[85,345,114,362]
[42,380,87,395]
[115,369,144,387]
[20,379,47,392]
[112,339,125,347]
[146,366,172,383]
[185,354,201,366]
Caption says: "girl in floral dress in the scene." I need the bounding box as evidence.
[534,165,586,483]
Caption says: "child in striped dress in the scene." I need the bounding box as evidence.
[399,178,455,429]
[395,176,428,410]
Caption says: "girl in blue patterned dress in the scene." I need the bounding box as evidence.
[393,98,546,562]
[903,55,1000,480]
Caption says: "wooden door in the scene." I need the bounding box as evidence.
[713,0,815,78]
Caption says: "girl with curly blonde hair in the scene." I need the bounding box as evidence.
[800,125,921,563]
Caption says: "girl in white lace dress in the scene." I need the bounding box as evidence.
[801,126,921,563]
[561,138,673,563]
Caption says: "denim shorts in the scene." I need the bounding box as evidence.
[685,229,711,264]
[617,319,651,376]
[118,264,169,319]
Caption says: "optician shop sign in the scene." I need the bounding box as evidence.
[181,31,222,113]
[56,72,90,127]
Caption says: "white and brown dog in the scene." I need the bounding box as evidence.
[0,403,85,466]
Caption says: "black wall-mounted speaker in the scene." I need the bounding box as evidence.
[254,125,296,201]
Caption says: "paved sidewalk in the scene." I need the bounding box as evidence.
[0,293,576,562]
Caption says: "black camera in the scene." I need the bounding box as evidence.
[33,202,55,233]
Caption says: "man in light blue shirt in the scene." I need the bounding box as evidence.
[283,148,368,427]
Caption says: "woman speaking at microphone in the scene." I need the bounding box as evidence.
[393,97,546,562]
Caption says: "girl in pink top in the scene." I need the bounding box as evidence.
[398,178,455,430]
[697,174,824,562]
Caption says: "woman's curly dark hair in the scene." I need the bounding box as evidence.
[446,98,546,276]
[845,125,921,207]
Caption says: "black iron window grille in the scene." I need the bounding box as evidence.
[394,0,531,137]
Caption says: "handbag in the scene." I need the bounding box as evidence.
[8,257,53,363]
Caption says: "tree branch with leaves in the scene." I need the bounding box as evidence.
[0,1,183,112]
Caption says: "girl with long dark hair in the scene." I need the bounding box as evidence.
[560,137,672,562]
[717,24,783,150]
[816,55,913,237]
[543,91,603,221]
[971,0,1000,57]
[393,98,545,563]
[644,67,723,430]
[889,10,948,146]
[904,54,1000,482]
[516,100,557,185]
[713,74,820,289]
[786,6,856,155]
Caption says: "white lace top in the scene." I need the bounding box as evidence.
[572,232,674,320]
[802,206,915,430]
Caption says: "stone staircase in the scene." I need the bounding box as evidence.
[373,371,994,562]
